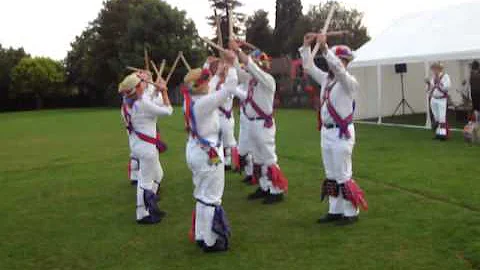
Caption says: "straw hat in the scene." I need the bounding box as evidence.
[184,68,211,95]
[118,73,142,96]
[430,62,444,70]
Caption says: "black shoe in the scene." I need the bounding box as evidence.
[336,216,359,226]
[203,240,228,253]
[262,193,284,205]
[136,215,161,225]
[247,188,268,200]
[130,180,138,186]
[317,214,344,224]
[225,165,232,171]
[196,240,205,248]
[242,175,253,185]
[157,210,167,219]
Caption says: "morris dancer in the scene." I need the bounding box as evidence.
[121,71,164,186]
[426,62,451,140]
[183,52,242,253]
[300,33,367,226]
[470,60,480,122]
[119,72,172,225]
[237,81,255,184]
[209,59,240,171]
[229,40,289,204]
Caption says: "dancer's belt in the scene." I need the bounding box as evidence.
[323,123,352,129]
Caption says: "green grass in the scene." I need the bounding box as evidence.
[363,111,469,129]
[0,108,479,270]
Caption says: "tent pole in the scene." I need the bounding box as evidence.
[376,65,383,124]
[424,61,432,129]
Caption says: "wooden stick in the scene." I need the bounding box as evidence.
[215,16,223,48]
[228,7,234,41]
[150,60,162,83]
[179,52,192,71]
[327,30,350,37]
[312,6,336,57]
[159,59,166,78]
[144,47,150,71]
[201,37,228,54]
[151,61,159,75]
[127,66,148,73]
[166,53,181,84]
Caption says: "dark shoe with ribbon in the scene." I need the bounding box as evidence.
[247,188,268,200]
[203,239,228,253]
[136,215,161,225]
[262,193,284,205]
[335,216,359,226]
[196,240,205,248]
[317,213,344,224]
[242,175,253,185]
[144,190,162,217]
[130,180,138,186]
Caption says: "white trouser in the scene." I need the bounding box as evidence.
[133,146,164,220]
[186,140,225,247]
[321,125,359,217]
[430,97,448,136]
[238,112,253,176]
[220,115,237,167]
[129,154,139,182]
[248,120,283,194]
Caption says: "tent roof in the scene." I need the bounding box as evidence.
[351,2,480,68]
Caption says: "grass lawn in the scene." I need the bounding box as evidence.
[0,108,479,270]
[363,111,469,129]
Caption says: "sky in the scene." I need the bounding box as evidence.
[0,0,475,60]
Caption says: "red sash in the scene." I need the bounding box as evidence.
[215,79,233,119]
[430,74,448,99]
[242,79,274,128]
[121,103,167,153]
[318,79,355,139]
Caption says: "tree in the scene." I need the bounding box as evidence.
[207,0,246,47]
[11,57,65,109]
[66,0,205,106]
[272,0,303,57]
[245,10,274,54]
[0,45,28,110]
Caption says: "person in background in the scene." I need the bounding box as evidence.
[470,60,480,122]
[426,62,451,140]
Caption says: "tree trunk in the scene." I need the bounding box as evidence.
[35,93,43,110]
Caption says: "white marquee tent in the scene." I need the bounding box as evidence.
[349,1,480,126]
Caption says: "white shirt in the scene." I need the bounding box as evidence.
[129,94,173,152]
[189,68,238,144]
[299,46,359,125]
[235,57,276,118]
[429,73,451,98]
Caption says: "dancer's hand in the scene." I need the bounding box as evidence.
[303,33,317,47]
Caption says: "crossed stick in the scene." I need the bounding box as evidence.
[311,5,336,57]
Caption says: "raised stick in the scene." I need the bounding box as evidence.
[215,16,224,48]
[201,37,228,54]
[228,6,234,41]
[179,52,192,71]
[150,60,162,83]
[127,66,148,73]
[166,53,181,84]
[327,30,350,37]
[144,46,150,71]
[312,6,336,57]
[159,59,166,78]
